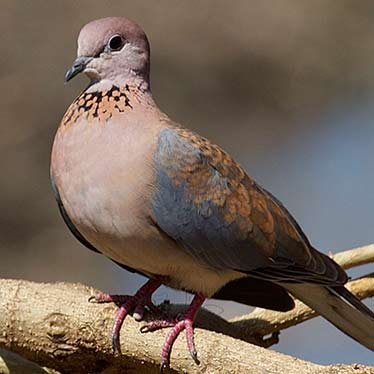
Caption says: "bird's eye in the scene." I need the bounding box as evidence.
[108,35,124,51]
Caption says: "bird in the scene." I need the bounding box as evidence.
[51,17,374,369]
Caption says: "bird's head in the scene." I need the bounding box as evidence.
[65,17,150,86]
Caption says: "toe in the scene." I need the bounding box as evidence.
[185,321,199,364]
[140,319,176,333]
[133,303,145,321]
[88,292,113,303]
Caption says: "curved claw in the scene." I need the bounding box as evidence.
[88,295,97,303]
[190,349,200,365]
[160,362,167,373]
[111,331,121,354]
[160,360,169,374]
[160,355,171,372]
[185,320,200,365]
[140,325,151,334]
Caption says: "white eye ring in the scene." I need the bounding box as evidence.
[108,34,124,51]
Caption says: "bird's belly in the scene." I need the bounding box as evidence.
[85,226,245,296]
[54,149,243,297]
[61,180,243,296]
[66,187,243,296]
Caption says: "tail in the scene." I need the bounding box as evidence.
[284,282,374,350]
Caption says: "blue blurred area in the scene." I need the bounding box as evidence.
[276,101,374,252]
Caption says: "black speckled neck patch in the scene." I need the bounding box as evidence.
[62,85,133,127]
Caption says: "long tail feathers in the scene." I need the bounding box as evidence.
[284,282,374,351]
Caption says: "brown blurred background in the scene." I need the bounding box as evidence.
[1,0,373,366]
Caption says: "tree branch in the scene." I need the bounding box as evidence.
[0,244,373,373]
[331,244,374,270]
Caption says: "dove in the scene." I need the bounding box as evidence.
[51,17,374,369]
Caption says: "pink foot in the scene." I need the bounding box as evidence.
[141,294,205,370]
[89,278,161,352]
[89,292,131,304]
[89,281,205,368]
[140,318,177,332]
[89,290,161,321]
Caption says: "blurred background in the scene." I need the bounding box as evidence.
[1,0,373,366]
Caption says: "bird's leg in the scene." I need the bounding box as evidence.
[89,278,162,353]
[141,293,205,368]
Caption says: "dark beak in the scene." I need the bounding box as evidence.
[64,56,93,83]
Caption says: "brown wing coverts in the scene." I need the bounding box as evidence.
[153,125,346,285]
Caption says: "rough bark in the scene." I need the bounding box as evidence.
[0,244,373,373]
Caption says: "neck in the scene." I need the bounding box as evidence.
[86,71,150,94]
[61,75,154,128]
